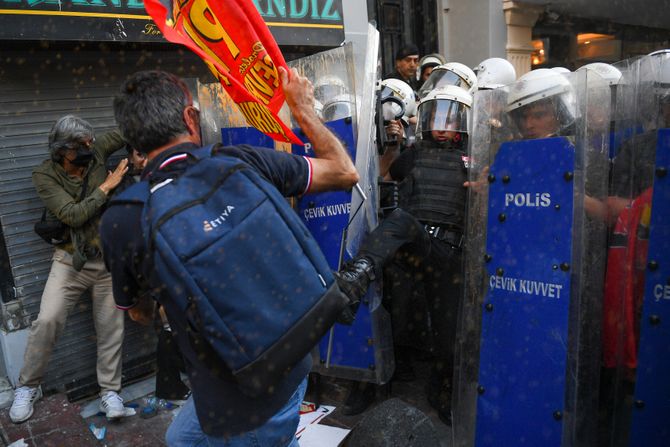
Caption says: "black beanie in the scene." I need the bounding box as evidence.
[395,44,419,61]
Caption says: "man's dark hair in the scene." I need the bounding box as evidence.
[395,44,419,61]
[48,115,95,163]
[114,70,191,154]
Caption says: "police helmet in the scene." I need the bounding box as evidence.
[416,85,472,142]
[506,68,577,138]
[419,53,447,80]
[418,62,478,99]
[647,50,670,95]
[649,49,670,57]
[551,67,571,74]
[314,75,349,105]
[322,94,353,122]
[578,63,622,86]
[474,57,517,90]
[379,78,417,120]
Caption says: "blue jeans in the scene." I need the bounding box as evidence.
[166,378,307,447]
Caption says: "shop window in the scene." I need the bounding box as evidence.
[531,39,548,67]
[577,33,620,62]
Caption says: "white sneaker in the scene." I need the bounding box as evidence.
[100,391,125,419]
[9,386,42,423]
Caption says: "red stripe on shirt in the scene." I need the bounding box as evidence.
[159,153,189,170]
[116,303,137,311]
[303,156,313,194]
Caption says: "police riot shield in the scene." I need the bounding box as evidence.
[452,86,510,446]
[287,38,392,385]
[599,53,670,447]
[454,68,611,447]
[196,40,393,385]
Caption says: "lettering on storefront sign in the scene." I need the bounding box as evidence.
[251,0,341,21]
[0,0,144,9]
[142,23,161,36]
[0,0,342,23]
[489,275,564,299]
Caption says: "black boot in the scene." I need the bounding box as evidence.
[335,257,376,302]
[334,257,376,324]
[426,364,453,425]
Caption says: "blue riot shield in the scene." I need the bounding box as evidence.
[290,119,391,383]
[628,128,670,446]
[476,137,575,446]
[455,69,611,447]
[596,54,670,447]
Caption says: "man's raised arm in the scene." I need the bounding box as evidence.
[279,66,359,193]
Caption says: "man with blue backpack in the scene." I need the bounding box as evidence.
[100,68,359,446]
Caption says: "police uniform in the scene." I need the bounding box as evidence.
[354,136,468,419]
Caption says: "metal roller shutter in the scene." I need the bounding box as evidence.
[0,43,210,399]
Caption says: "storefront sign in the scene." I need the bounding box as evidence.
[0,0,344,46]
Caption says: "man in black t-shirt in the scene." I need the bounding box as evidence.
[100,70,358,446]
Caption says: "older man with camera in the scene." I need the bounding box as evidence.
[10,115,128,423]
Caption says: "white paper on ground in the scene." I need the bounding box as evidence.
[296,404,335,438]
[298,424,350,447]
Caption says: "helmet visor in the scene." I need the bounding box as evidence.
[419,70,470,98]
[417,99,469,135]
[322,101,352,121]
[380,85,400,101]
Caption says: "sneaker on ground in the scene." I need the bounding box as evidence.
[100,390,125,419]
[9,385,42,423]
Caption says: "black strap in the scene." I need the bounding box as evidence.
[79,172,89,201]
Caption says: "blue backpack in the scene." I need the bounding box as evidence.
[112,145,349,396]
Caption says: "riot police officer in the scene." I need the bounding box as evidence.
[337,85,473,424]
[474,57,517,90]
[418,62,478,99]
[419,53,447,85]
[377,77,418,176]
[506,68,577,140]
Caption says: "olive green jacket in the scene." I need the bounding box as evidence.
[32,130,125,268]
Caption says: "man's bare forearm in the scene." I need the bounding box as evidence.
[293,109,359,191]
[279,66,359,192]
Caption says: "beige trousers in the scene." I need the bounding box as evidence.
[19,249,125,393]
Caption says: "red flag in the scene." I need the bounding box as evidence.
[144,0,302,145]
